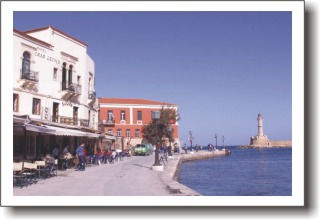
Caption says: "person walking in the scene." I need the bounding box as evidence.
[76,143,85,171]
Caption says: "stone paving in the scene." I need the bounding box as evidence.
[13,151,225,196]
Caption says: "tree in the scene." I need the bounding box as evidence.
[142,106,180,146]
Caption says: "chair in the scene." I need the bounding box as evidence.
[34,161,50,179]
[13,162,28,188]
[21,162,38,185]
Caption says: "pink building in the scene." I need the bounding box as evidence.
[98,98,180,150]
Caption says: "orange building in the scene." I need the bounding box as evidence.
[98,98,180,150]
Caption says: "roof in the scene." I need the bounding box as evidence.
[98,98,177,106]
[13,28,53,48]
[23,26,88,47]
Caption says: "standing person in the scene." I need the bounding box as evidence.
[76,143,85,171]
[52,145,59,159]
[184,143,187,154]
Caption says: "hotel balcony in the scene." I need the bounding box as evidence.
[88,91,96,106]
[51,115,97,129]
[100,119,115,127]
[19,69,39,90]
[88,91,96,100]
[61,82,82,100]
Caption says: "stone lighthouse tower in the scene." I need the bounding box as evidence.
[250,113,269,146]
[257,113,264,137]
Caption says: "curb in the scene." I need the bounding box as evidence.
[160,151,229,196]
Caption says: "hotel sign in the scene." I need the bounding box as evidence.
[35,47,61,64]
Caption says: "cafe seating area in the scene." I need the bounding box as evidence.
[13,152,132,188]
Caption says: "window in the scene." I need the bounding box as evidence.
[135,129,140,138]
[32,98,41,115]
[62,63,67,90]
[108,110,114,122]
[117,129,122,136]
[53,68,58,79]
[68,65,73,85]
[13,94,19,112]
[121,110,126,120]
[22,51,31,76]
[107,129,113,134]
[126,129,130,137]
[137,111,142,120]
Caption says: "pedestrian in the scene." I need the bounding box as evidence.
[76,143,85,171]
[184,143,187,154]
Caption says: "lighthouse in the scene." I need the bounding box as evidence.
[257,113,264,137]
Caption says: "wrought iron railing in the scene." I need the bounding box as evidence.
[88,91,96,99]
[61,82,82,94]
[50,115,97,129]
[20,69,39,82]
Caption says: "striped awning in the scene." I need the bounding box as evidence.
[25,124,56,134]
[24,124,101,138]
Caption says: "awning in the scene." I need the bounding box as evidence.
[85,132,101,138]
[24,124,101,138]
[45,126,88,137]
[25,124,56,134]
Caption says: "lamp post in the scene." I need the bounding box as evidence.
[215,133,218,148]
[167,126,173,156]
[189,131,194,151]
[152,111,161,166]
[222,135,225,147]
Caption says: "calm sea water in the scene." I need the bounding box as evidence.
[178,146,292,196]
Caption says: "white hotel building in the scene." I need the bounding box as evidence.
[13,26,105,160]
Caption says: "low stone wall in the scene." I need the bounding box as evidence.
[160,150,229,196]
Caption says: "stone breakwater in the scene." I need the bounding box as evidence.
[160,150,229,196]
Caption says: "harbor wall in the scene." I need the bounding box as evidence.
[160,150,229,196]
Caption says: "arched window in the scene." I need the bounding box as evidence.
[62,63,67,90]
[22,51,31,77]
[68,65,73,85]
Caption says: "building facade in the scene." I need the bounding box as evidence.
[98,98,180,150]
[13,26,103,160]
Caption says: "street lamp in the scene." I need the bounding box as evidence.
[152,111,161,166]
[167,126,173,156]
[215,133,218,148]
[222,135,225,147]
[189,131,194,151]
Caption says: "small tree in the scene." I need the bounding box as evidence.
[142,105,180,146]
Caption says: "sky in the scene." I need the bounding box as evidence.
[13,10,292,146]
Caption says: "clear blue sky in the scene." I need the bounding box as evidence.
[13,11,292,146]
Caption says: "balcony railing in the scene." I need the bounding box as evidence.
[51,115,97,129]
[20,69,39,82]
[88,91,96,99]
[61,82,82,94]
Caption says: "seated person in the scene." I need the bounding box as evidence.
[42,154,56,176]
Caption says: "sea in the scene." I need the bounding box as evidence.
[177,146,292,196]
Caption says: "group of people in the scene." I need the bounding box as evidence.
[182,144,202,154]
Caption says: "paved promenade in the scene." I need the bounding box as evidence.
[13,151,226,196]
